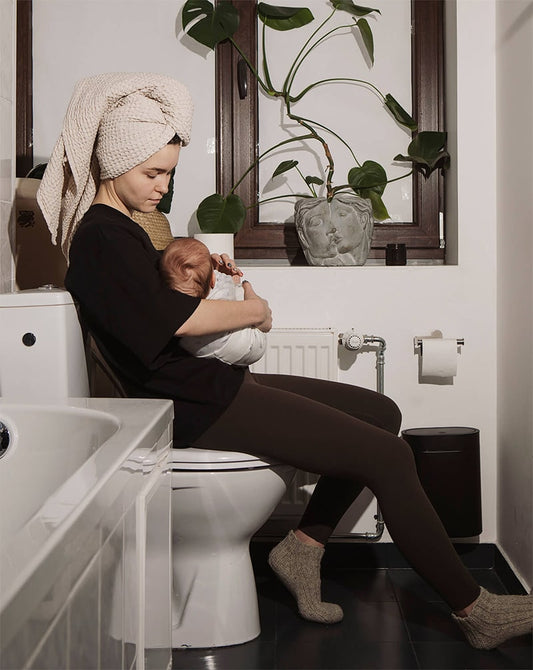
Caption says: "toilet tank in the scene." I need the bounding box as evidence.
[0,288,89,400]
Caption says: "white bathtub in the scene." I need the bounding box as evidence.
[0,398,174,670]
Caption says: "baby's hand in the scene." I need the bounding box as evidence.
[211,253,243,278]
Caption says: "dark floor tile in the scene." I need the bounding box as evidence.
[453,543,497,569]
[414,638,533,669]
[400,599,465,643]
[389,568,507,606]
[255,575,279,642]
[274,596,409,645]
[322,542,391,571]
[173,546,530,670]
[469,568,509,595]
[388,569,445,604]
[325,568,398,602]
[172,640,276,669]
[276,638,419,669]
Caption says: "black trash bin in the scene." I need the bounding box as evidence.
[401,427,482,537]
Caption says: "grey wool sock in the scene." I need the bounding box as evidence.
[452,586,533,650]
[268,530,343,624]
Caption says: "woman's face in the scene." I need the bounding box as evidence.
[112,143,181,214]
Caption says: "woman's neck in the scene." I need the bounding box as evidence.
[93,182,132,218]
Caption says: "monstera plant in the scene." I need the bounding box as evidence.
[181,0,449,264]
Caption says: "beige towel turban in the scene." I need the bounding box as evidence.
[37,72,193,257]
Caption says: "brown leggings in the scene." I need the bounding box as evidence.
[192,372,480,611]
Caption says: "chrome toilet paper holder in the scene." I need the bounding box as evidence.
[414,336,465,353]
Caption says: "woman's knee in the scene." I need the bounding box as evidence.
[380,393,402,434]
[372,433,417,481]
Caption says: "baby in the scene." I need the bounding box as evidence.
[160,237,266,366]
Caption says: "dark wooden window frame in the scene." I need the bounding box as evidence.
[16,0,33,179]
[216,0,445,262]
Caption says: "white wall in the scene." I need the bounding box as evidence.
[496,0,533,588]
[29,0,531,587]
[0,0,16,291]
[32,0,216,233]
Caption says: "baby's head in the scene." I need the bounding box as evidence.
[160,238,214,298]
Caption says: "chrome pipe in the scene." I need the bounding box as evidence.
[338,332,388,541]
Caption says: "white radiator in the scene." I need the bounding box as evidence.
[250,328,338,508]
[250,328,338,380]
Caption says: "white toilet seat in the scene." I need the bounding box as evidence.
[170,447,276,471]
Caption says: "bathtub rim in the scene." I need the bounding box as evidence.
[0,397,174,618]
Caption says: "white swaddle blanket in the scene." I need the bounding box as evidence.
[180,274,267,366]
[37,72,193,257]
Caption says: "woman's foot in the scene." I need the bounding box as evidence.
[453,587,533,649]
[268,530,343,624]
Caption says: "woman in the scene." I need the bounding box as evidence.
[37,72,532,651]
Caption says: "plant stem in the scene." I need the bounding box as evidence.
[287,21,366,96]
[288,113,360,166]
[252,193,311,208]
[331,169,414,195]
[229,133,315,195]
[261,21,276,93]
[229,37,277,96]
[282,7,336,96]
[291,77,384,104]
[295,166,317,196]
[285,101,335,198]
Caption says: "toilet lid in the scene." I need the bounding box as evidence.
[170,448,276,470]
[0,287,74,307]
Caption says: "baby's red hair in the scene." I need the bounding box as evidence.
[160,238,213,298]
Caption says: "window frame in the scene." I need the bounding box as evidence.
[16,0,33,179]
[215,0,445,262]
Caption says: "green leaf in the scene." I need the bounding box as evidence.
[394,131,450,177]
[258,3,314,30]
[272,160,299,178]
[331,0,380,18]
[182,0,239,49]
[348,161,389,220]
[196,193,246,233]
[366,191,389,221]
[348,160,387,195]
[157,169,174,214]
[305,176,324,186]
[384,94,417,131]
[356,17,374,64]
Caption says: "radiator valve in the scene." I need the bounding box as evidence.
[339,330,365,351]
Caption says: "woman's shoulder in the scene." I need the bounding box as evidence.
[74,204,153,247]
[79,204,139,232]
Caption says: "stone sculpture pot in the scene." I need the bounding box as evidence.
[294,194,374,266]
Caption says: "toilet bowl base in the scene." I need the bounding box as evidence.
[172,542,260,648]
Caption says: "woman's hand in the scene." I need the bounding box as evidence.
[211,253,243,279]
[242,280,272,332]
[175,278,272,336]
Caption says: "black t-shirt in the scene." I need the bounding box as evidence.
[65,204,245,446]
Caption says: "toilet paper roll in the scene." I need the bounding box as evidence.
[420,338,458,377]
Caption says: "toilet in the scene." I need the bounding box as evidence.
[170,448,294,648]
[0,287,89,400]
[0,288,295,649]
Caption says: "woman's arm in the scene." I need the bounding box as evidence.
[175,281,272,337]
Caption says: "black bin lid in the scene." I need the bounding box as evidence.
[402,427,479,437]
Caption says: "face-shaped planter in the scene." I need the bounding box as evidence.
[294,195,374,266]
